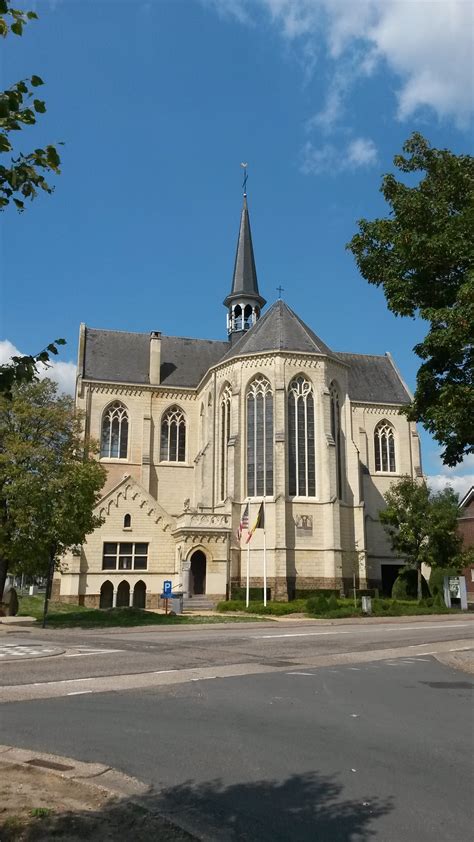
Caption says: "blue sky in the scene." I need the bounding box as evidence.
[1,0,473,492]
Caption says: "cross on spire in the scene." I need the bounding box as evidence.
[276,285,285,299]
[241,161,248,195]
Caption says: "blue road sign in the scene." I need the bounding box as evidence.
[163,580,172,596]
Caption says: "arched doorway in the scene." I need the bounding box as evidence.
[116,580,130,607]
[190,550,206,595]
[133,580,146,609]
[100,580,113,609]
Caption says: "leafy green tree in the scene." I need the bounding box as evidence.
[0,380,106,610]
[0,4,65,393]
[0,338,66,398]
[380,477,463,600]
[347,133,474,466]
[1,1,61,210]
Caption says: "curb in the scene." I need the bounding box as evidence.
[0,744,150,801]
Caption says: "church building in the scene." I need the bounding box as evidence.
[54,192,423,608]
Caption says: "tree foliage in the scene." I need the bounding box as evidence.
[379,476,463,600]
[0,380,106,600]
[347,133,474,466]
[0,338,66,398]
[0,1,61,211]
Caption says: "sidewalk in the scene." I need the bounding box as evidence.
[0,746,194,841]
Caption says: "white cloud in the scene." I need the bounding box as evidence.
[427,473,474,499]
[426,453,474,499]
[208,0,474,127]
[0,340,76,396]
[346,137,378,166]
[301,136,378,174]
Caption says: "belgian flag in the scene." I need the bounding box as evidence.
[246,502,264,543]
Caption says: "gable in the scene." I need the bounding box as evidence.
[97,475,174,532]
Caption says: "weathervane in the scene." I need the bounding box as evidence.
[276,285,285,299]
[241,161,248,195]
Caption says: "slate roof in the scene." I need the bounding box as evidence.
[337,352,411,404]
[82,307,411,404]
[223,196,265,307]
[222,299,336,360]
[82,328,229,388]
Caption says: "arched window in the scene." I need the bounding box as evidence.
[330,382,343,499]
[101,401,129,459]
[288,377,315,497]
[247,376,273,497]
[160,405,186,462]
[220,384,232,500]
[374,421,396,472]
[123,513,131,529]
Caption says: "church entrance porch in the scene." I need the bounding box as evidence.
[190,550,207,595]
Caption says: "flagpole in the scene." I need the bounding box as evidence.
[263,498,267,607]
[246,530,250,608]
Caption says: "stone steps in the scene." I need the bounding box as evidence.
[183,596,216,613]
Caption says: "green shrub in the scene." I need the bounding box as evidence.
[392,568,430,600]
[428,567,459,598]
[327,593,339,610]
[306,595,328,614]
[296,589,339,600]
[433,592,446,609]
[231,587,271,602]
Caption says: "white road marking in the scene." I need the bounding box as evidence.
[153,669,177,675]
[287,672,315,676]
[67,690,93,696]
[252,622,471,640]
[348,667,360,671]
[449,646,473,652]
[255,631,351,639]
[65,649,123,658]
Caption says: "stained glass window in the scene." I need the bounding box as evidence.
[374,422,396,473]
[160,406,186,462]
[247,376,273,497]
[288,377,315,496]
[101,402,129,459]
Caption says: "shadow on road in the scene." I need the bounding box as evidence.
[1,770,394,841]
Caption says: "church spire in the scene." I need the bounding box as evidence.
[224,176,266,339]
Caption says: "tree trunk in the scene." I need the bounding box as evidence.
[0,557,8,603]
[417,566,422,601]
[42,546,56,629]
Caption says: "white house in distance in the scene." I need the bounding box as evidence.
[53,192,422,609]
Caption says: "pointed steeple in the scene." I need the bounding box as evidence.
[224,193,266,339]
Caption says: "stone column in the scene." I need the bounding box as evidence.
[182,558,191,598]
[273,357,289,600]
[112,586,117,608]
[129,587,134,607]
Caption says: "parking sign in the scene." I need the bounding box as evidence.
[163,580,172,596]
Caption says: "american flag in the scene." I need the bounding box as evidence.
[237,503,249,541]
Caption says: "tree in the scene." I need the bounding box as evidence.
[379,477,463,600]
[0,380,106,607]
[347,133,474,466]
[1,1,61,211]
[0,3,65,393]
[0,338,66,398]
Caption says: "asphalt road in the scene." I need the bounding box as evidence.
[1,617,473,840]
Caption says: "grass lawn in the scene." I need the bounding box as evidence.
[17,596,266,628]
[217,597,457,618]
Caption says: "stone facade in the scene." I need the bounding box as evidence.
[54,198,422,607]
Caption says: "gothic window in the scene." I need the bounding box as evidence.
[123,513,131,529]
[330,382,343,499]
[374,421,396,472]
[220,384,232,500]
[288,377,315,497]
[160,405,186,462]
[100,401,129,459]
[247,376,273,497]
